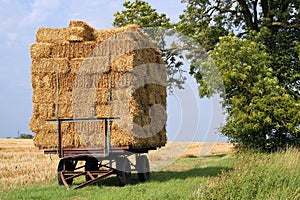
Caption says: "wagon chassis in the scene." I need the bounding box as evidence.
[44,118,154,190]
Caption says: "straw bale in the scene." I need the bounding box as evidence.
[50,42,97,59]
[36,28,69,43]
[31,72,77,91]
[77,56,111,74]
[31,58,70,74]
[132,49,162,67]
[110,122,135,147]
[30,43,53,59]
[69,21,95,41]
[32,103,73,119]
[73,121,106,147]
[32,87,73,104]
[90,39,138,57]
[111,53,134,72]
[68,27,94,42]
[69,58,86,73]
[145,84,167,106]
[36,21,95,43]
[94,24,138,43]
[94,88,109,105]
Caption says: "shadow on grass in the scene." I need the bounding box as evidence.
[151,166,232,182]
[198,154,228,159]
[72,165,233,188]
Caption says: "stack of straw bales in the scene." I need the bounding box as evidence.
[30,21,167,149]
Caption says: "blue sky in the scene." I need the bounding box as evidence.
[0,0,226,141]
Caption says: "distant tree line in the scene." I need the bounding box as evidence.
[19,133,34,139]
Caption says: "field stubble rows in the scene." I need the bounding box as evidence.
[0,138,233,191]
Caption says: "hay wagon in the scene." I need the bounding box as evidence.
[43,117,155,190]
[31,21,167,190]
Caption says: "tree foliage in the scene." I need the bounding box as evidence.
[111,0,300,151]
[177,0,300,151]
[113,0,172,28]
[113,0,186,93]
[211,34,300,151]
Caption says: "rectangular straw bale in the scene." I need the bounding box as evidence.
[94,104,113,118]
[94,88,109,105]
[31,72,53,89]
[30,43,53,59]
[36,28,69,43]
[69,58,85,73]
[95,72,130,89]
[132,49,161,67]
[68,21,95,42]
[32,87,72,104]
[50,42,96,59]
[111,53,134,72]
[32,103,73,119]
[37,21,96,43]
[31,58,70,73]
[32,72,76,91]
[94,24,138,43]
[110,122,135,147]
[91,39,137,57]
[145,84,167,105]
[33,131,57,148]
[74,56,111,75]
[32,103,55,118]
[68,27,94,42]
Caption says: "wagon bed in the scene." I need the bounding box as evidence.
[44,117,155,190]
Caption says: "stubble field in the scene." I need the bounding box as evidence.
[0,138,299,199]
[0,138,232,191]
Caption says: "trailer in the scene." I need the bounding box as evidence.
[44,117,154,190]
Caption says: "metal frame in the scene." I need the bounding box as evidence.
[46,117,120,158]
[45,117,154,190]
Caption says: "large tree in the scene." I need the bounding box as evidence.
[113,0,186,92]
[177,0,300,151]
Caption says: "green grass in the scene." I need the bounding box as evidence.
[196,148,300,200]
[1,149,299,200]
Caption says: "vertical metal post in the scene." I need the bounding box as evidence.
[58,120,63,158]
[56,33,60,156]
[106,76,112,156]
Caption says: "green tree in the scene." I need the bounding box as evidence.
[113,0,186,92]
[113,0,172,28]
[19,133,34,139]
[177,0,300,151]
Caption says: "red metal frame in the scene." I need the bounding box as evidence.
[45,117,155,190]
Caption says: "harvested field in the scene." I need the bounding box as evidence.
[0,139,59,191]
[0,138,233,191]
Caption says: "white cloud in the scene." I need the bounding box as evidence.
[66,0,123,29]
[6,33,17,46]
[20,0,61,27]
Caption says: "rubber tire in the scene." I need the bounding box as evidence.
[85,157,99,181]
[136,155,150,182]
[57,159,75,185]
[116,157,131,186]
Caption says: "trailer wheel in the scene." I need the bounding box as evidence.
[57,159,76,185]
[136,155,150,182]
[116,157,131,186]
[85,157,99,181]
